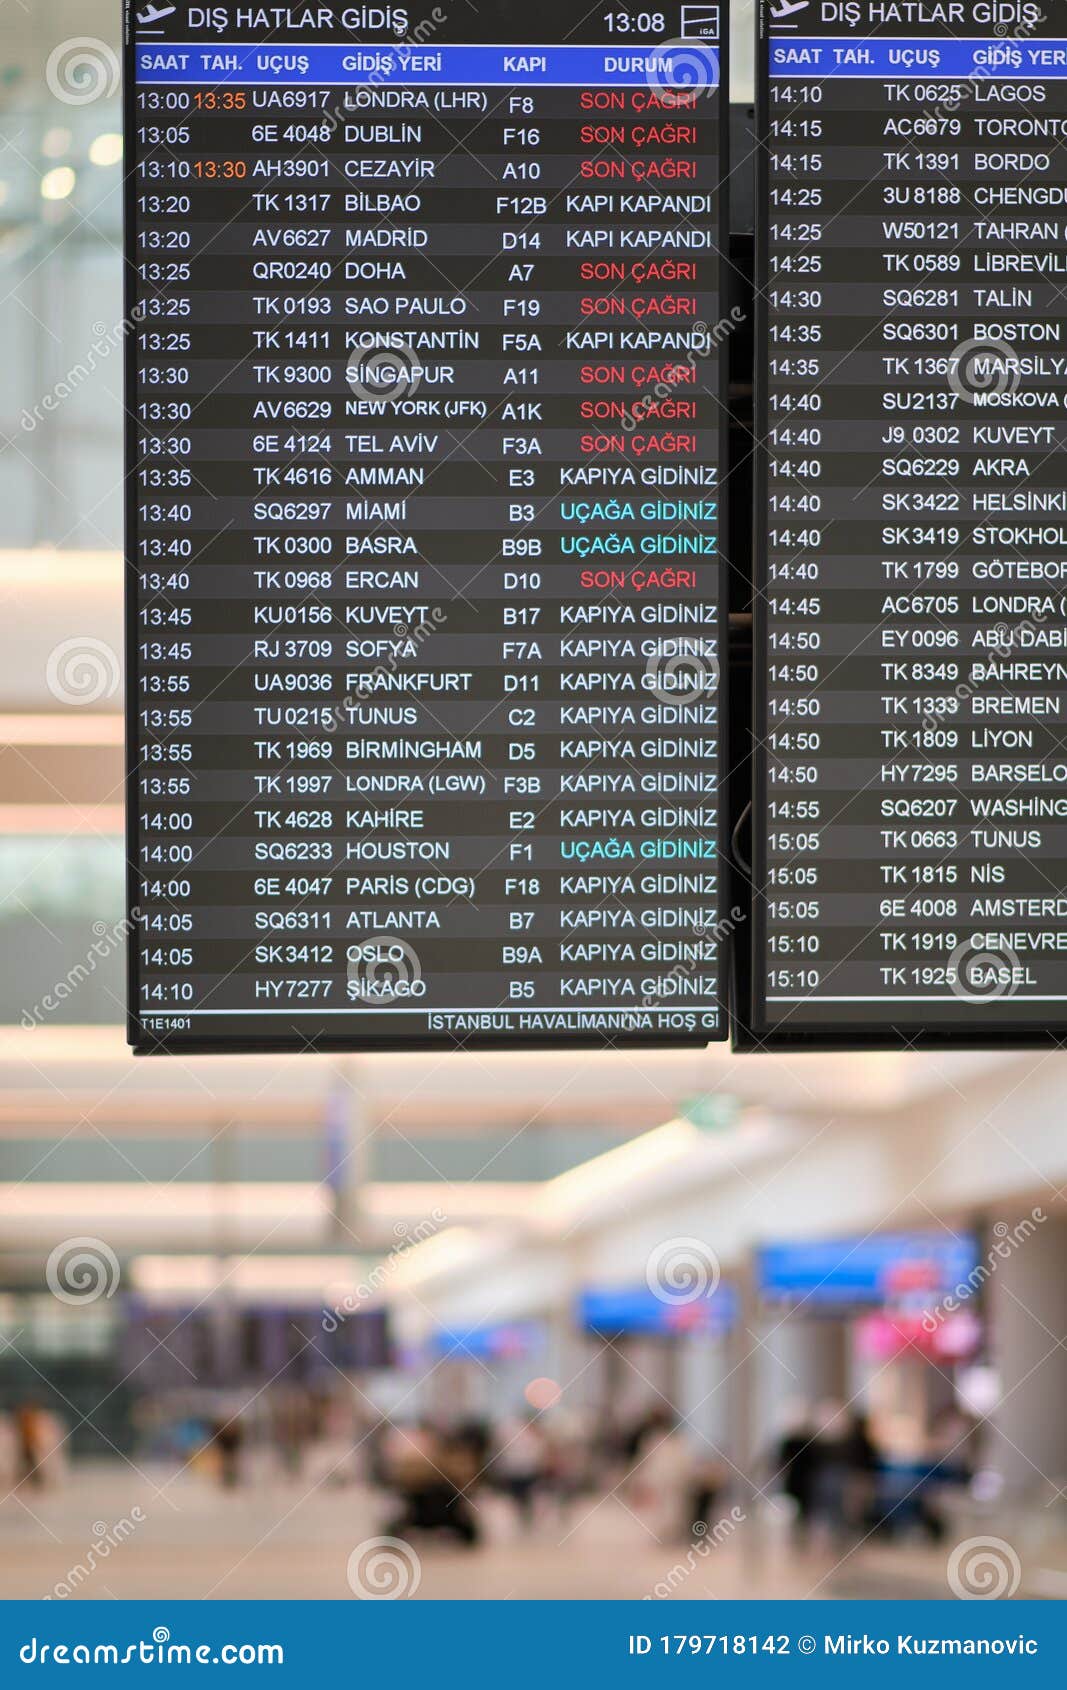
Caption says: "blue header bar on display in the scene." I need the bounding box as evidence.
[135,42,721,86]
[770,37,1067,75]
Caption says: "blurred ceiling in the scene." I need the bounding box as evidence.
[0,1024,1020,1131]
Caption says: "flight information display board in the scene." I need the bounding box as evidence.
[125,3,727,1052]
[752,0,1067,1045]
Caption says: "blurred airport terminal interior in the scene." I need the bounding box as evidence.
[0,0,1066,1603]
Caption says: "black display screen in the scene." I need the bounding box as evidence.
[125,2,728,1052]
[751,0,1067,1046]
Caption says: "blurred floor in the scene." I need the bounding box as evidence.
[0,1462,967,1601]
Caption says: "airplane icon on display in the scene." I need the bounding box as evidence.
[137,4,178,25]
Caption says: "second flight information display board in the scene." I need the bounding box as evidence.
[752,0,1067,1046]
[126,3,727,1053]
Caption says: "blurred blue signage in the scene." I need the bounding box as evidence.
[431,1321,544,1361]
[756,1232,980,1308]
[578,1282,737,1337]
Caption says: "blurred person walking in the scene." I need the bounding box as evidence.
[495,1414,548,1531]
[271,1389,312,1480]
[212,1414,244,1489]
[689,1449,731,1540]
[0,1411,18,1490]
[542,1409,592,1517]
[772,1403,819,1548]
[842,1410,881,1535]
[32,1407,68,1488]
[630,1409,696,1542]
[14,1402,46,1488]
[808,1400,852,1544]
[381,1421,480,1547]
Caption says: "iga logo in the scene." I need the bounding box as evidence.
[680,5,720,36]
